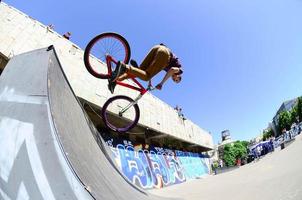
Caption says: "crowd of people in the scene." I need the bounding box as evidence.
[174,105,186,120]
[46,24,71,40]
[250,139,275,161]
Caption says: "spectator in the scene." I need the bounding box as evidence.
[219,159,223,168]
[211,162,217,175]
[63,32,72,40]
[236,159,241,166]
[46,24,54,31]
[174,105,186,120]
[256,145,261,160]
[269,138,274,152]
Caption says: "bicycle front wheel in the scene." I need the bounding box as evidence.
[101,95,140,133]
[84,32,131,79]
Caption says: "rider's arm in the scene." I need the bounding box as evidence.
[156,67,180,90]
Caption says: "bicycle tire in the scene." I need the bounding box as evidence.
[84,32,131,79]
[101,95,140,133]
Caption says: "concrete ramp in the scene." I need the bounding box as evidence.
[0,47,179,200]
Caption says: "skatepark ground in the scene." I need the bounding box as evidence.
[151,134,302,200]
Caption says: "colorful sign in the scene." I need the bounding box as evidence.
[105,137,210,189]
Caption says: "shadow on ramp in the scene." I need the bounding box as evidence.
[0,46,180,200]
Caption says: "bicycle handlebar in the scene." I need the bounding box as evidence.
[147,85,157,91]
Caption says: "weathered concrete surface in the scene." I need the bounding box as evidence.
[151,134,302,200]
[0,47,179,200]
[0,2,213,149]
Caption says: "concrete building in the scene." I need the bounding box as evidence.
[271,98,298,136]
[0,2,213,152]
[217,130,234,160]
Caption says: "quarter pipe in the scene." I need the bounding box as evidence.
[0,46,179,200]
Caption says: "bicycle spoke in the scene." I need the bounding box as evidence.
[93,38,125,62]
[84,32,131,79]
[111,38,121,55]
[102,96,139,132]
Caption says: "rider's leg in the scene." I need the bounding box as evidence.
[114,46,160,81]
[145,47,170,77]
[111,45,170,86]
[139,46,159,71]
[115,46,158,81]
[113,67,150,81]
[110,61,127,81]
[126,66,150,81]
[116,72,130,81]
[123,45,170,81]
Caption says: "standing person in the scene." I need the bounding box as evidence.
[108,43,183,93]
[268,138,272,152]
[175,105,186,119]
[219,159,223,168]
[211,162,217,175]
[46,24,54,31]
[63,32,71,40]
[256,145,261,160]
[253,149,257,162]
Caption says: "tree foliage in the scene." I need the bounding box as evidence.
[233,141,247,159]
[297,97,302,122]
[290,106,297,124]
[223,141,248,167]
[241,141,249,148]
[263,128,274,141]
[278,111,291,132]
[223,144,236,167]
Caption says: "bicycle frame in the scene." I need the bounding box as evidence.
[106,55,153,115]
[106,55,148,95]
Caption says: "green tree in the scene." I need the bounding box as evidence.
[241,141,249,149]
[262,128,274,141]
[297,97,302,122]
[223,144,236,166]
[223,141,248,166]
[233,141,247,159]
[278,111,291,132]
[290,106,298,124]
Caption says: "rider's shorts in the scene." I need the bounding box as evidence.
[140,45,171,79]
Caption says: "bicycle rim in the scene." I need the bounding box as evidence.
[101,95,139,133]
[84,32,131,79]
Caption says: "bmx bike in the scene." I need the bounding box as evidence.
[84,32,155,133]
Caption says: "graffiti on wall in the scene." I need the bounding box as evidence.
[105,137,210,189]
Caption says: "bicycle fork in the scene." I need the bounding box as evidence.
[118,94,143,116]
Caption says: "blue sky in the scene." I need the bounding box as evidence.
[4,0,302,144]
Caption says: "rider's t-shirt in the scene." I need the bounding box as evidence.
[164,52,183,75]
[159,43,183,75]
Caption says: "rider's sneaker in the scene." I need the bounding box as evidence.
[108,79,117,94]
[111,61,127,82]
[130,59,139,68]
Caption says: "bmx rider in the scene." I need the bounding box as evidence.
[108,43,183,93]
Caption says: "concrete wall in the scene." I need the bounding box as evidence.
[0,55,8,72]
[103,135,211,189]
[0,2,213,149]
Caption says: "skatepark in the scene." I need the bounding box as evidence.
[1,2,302,200]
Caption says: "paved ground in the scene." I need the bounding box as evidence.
[150,134,302,200]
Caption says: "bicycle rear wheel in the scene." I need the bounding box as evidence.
[84,32,131,79]
[101,95,140,133]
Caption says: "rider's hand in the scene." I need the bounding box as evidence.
[156,84,162,90]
